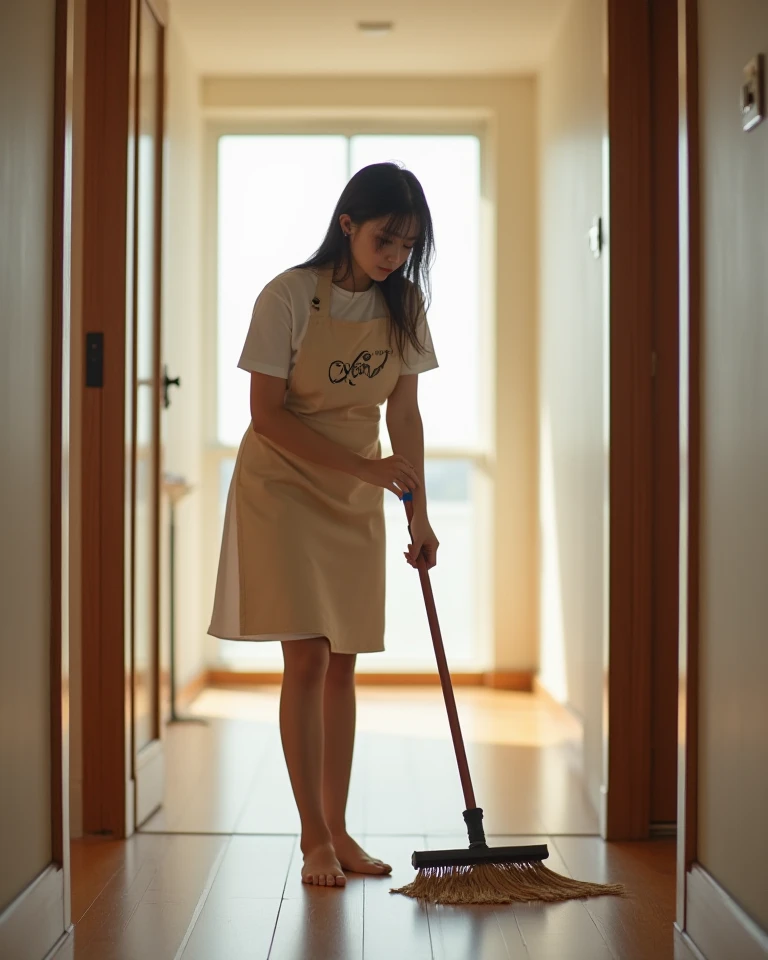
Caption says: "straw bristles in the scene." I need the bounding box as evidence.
[390,860,627,905]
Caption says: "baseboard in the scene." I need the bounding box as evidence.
[686,863,768,960]
[0,864,66,960]
[135,739,165,828]
[44,926,74,960]
[482,670,534,691]
[177,668,209,708]
[650,821,677,838]
[675,925,707,960]
[533,676,560,705]
[533,676,585,723]
[206,669,534,691]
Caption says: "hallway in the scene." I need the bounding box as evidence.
[64,689,683,959]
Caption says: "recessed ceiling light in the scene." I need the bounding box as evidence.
[357,21,394,36]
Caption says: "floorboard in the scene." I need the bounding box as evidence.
[268,840,365,960]
[361,835,433,960]
[179,836,294,959]
[552,836,677,960]
[70,834,227,959]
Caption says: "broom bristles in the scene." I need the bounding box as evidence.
[390,860,627,905]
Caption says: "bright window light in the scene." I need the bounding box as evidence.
[214,133,486,670]
[217,135,348,447]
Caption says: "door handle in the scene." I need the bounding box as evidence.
[163,364,181,409]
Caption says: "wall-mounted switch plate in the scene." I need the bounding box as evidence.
[741,54,765,132]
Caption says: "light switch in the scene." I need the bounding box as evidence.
[741,55,765,132]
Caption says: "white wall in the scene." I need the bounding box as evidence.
[697,0,768,931]
[201,75,539,672]
[0,0,56,911]
[537,0,607,813]
[161,17,206,692]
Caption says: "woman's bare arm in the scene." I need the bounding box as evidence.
[385,374,428,518]
[249,372,419,496]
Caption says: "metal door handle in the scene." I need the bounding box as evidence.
[163,364,181,409]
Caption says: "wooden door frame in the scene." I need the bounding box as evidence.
[81,0,169,839]
[81,0,133,838]
[676,0,700,929]
[649,0,682,830]
[604,0,681,841]
[52,0,74,914]
[605,0,654,840]
[130,0,168,829]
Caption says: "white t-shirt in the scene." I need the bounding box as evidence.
[237,267,439,379]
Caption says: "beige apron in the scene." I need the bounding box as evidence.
[210,269,402,654]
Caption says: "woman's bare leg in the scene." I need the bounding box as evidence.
[280,638,345,887]
[322,651,391,876]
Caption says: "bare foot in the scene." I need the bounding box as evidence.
[302,842,346,887]
[332,833,392,876]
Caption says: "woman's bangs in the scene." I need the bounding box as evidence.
[381,210,422,244]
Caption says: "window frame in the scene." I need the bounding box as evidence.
[201,118,495,672]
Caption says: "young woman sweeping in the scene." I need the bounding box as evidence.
[208,162,440,889]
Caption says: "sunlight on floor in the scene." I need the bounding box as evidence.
[188,686,583,749]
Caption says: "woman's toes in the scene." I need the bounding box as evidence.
[301,842,346,888]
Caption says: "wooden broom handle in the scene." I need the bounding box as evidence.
[403,496,477,811]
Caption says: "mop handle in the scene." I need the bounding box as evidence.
[402,494,478,811]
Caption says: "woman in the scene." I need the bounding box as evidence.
[209,162,440,888]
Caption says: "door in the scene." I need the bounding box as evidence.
[129,0,166,828]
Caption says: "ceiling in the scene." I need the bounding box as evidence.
[169,0,570,76]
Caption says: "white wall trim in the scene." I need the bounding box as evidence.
[675,925,708,960]
[0,865,66,960]
[135,738,166,828]
[686,864,768,960]
[44,928,74,960]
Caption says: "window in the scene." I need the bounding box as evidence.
[212,132,490,670]
[217,135,348,447]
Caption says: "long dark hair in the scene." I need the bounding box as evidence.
[295,162,435,360]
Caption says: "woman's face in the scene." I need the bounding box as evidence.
[340,214,419,282]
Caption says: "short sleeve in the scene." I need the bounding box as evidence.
[401,308,439,375]
[237,285,293,379]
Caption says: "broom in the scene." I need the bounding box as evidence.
[390,492,626,906]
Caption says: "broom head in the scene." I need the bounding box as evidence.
[391,841,627,905]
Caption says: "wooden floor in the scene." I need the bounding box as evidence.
[63,687,690,959]
[141,686,599,837]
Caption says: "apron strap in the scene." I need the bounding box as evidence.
[311,269,333,319]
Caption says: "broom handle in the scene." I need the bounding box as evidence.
[403,495,477,811]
